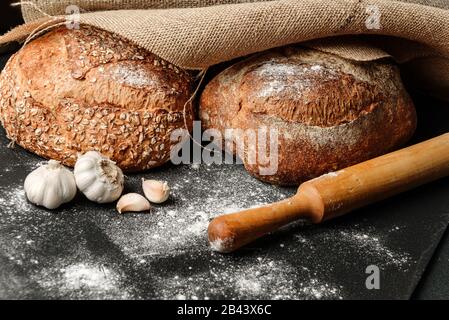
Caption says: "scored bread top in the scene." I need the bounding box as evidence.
[199,46,416,185]
[201,46,401,128]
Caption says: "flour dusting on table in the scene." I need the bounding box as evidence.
[0,148,416,300]
[35,262,130,299]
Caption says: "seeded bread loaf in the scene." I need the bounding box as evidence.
[199,46,417,185]
[0,26,194,171]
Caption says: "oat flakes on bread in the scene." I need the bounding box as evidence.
[199,46,417,185]
[0,26,194,171]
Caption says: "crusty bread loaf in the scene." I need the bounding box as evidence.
[200,46,417,185]
[0,26,194,171]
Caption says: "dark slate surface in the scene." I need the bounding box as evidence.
[414,226,449,300]
[1,52,449,299]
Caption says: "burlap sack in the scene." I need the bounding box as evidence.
[1,0,449,99]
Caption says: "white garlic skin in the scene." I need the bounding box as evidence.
[142,179,170,204]
[74,151,124,204]
[24,160,77,210]
[116,193,151,214]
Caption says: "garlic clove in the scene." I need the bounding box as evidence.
[142,179,170,204]
[116,193,151,214]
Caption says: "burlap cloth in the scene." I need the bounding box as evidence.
[1,0,449,99]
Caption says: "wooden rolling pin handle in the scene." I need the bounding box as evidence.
[208,183,325,253]
[208,133,449,253]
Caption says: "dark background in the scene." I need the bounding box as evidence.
[0,1,23,35]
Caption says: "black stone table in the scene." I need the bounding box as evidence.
[1,52,449,299]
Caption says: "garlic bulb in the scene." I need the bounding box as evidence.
[24,160,77,209]
[142,179,170,203]
[74,151,124,203]
[116,193,151,214]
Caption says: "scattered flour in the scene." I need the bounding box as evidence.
[313,170,343,180]
[92,164,357,300]
[209,237,233,253]
[294,224,412,270]
[0,185,32,215]
[111,63,156,88]
[157,256,343,300]
[0,151,414,299]
[254,62,335,99]
[2,159,47,174]
[191,163,200,170]
[63,263,115,291]
[299,278,342,300]
[36,262,130,300]
[339,230,411,268]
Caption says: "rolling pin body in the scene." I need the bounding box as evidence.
[208,133,449,253]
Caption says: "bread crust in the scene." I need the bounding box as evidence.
[200,46,417,185]
[0,26,194,171]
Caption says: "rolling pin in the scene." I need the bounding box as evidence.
[208,133,449,253]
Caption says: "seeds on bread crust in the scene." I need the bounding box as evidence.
[0,26,194,171]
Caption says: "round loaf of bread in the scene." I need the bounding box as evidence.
[0,26,194,171]
[199,46,417,185]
